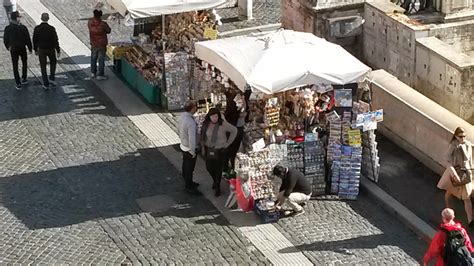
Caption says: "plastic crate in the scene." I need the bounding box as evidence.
[254,200,280,223]
[107,44,132,60]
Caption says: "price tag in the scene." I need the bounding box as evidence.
[252,138,266,151]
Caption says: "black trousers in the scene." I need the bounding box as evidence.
[38,48,57,86]
[182,151,197,189]
[226,127,244,170]
[205,149,225,188]
[10,49,27,85]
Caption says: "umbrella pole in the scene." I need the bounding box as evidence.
[162,14,166,51]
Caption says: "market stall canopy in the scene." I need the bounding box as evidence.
[106,0,227,19]
[194,29,371,94]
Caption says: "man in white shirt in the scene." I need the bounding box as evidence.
[178,100,201,195]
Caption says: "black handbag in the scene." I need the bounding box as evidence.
[205,124,220,160]
[451,167,473,187]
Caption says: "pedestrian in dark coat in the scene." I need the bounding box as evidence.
[4,11,32,90]
[33,12,60,90]
[201,108,237,197]
[87,9,110,80]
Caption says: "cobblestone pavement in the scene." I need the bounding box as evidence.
[275,195,425,265]
[39,0,281,50]
[0,1,429,264]
[215,0,281,32]
[0,10,269,264]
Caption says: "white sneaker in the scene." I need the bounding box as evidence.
[15,84,22,91]
[293,209,305,217]
[96,75,108,81]
[90,73,96,79]
[49,80,56,86]
[42,85,50,90]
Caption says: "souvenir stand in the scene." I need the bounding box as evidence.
[105,0,224,108]
[194,30,381,221]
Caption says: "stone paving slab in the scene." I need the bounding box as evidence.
[0,7,270,264]
[39,0,281,49]
[274,195,425,265]
[375,134,474,239]
[4,1,429,264]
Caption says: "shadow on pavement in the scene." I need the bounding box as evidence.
[376,134,474,233]
[275,193,426,261]
[59,55,91,65]
[279,234,388,255]
[0,64,169,122]
[0,147,216,229]
[0,69,121,122]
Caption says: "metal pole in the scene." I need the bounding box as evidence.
[162,14,166,51]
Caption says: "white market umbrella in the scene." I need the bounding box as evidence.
[195,29,371,94]
[107,0,227,19]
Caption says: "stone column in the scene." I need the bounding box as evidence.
[238,0,253,20]
[439,0,473,14]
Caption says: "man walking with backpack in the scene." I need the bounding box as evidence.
[424,208,474,266]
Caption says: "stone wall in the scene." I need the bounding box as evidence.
[281,0,365,58]
[415,37,474,123]
[363,1,429,87]
[429,21,474,53]
[281,0,314,33]
[369,70,474,175]
[314,4,365,57]
[435,0,473,15]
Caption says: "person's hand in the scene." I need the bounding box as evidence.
[28,50,32,55]
[277,194,286,204]
[192,153,197,159]
[57,51,61,58]
[35,51,38,56]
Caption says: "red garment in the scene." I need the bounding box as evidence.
[87,18,111,48]
[423,221,474,266]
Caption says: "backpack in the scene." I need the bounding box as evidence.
[442,228,473,266]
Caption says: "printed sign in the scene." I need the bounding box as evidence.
[204,27,218,40]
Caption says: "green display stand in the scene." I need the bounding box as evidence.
[120,58,161,105]
[137,74,160,105]
[120,58,138,90]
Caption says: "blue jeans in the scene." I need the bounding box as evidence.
[4,5,13,22]
[91,47,106,76]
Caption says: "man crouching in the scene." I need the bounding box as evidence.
[273,165,311,217]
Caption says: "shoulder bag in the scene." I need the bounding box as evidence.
[206,124,220,160]
[451,166,473,187]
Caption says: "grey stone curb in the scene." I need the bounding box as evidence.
[219,23,282,37]
[360,176,436,243]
